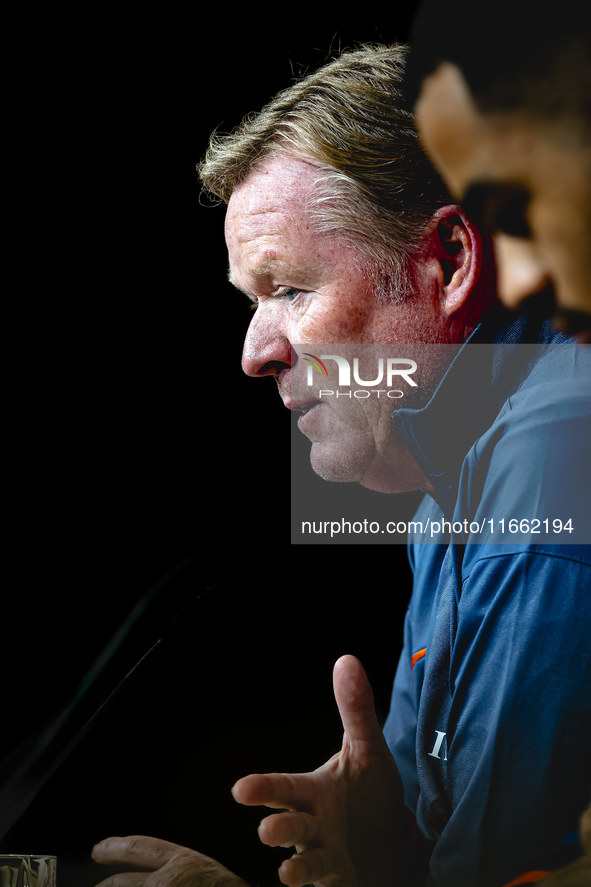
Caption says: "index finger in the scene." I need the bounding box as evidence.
[92,835,188,869]
[232,773,315,812]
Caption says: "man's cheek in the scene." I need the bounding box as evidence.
[296,301,371,343]
[304,399,372,437]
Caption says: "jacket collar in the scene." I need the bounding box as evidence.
[391,305,570,517]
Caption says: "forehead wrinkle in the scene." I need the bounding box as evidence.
[230,212,293,257]
[227,170,314,234]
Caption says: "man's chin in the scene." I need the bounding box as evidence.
[309,441,373,483]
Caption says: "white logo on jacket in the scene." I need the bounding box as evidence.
[428,730,448,761]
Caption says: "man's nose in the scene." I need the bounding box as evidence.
[495,233,551,310]
[241,317,293,377]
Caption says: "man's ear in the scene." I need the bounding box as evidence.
[424,205,483,317]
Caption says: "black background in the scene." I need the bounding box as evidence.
[3,7,422,885]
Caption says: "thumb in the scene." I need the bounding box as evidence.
[333,655,388,755]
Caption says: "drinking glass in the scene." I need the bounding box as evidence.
[0,855,56,886]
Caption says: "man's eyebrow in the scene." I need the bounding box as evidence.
[227,266,243,292]
[227,261,277,297]
[227,266,253,299]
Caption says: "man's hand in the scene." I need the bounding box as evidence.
[232,654,405,887]
[91,835,249,886]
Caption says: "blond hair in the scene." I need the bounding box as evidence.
[198,44,450,301]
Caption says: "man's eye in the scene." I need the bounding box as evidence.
[284,288,301,301]
[494,202,531,238]
[463,183,532,239]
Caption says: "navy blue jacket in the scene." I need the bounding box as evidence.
[383,311,591,886]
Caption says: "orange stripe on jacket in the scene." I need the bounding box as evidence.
[502,870,549,886]
[411,648,427,669]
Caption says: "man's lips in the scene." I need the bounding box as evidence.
[296,401,325,429]
[283,397,322,413]
[283,396,326,428]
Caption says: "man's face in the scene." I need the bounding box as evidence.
[415,62,591,340]
[225,154,456,492]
